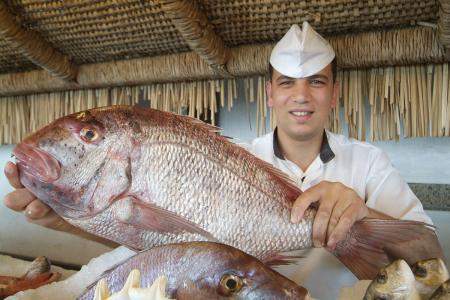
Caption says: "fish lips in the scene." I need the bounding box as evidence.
[243,280,309,299]
[13,143,61,183]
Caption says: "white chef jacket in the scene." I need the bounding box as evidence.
[240,129,432,300]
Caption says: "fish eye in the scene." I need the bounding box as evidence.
[218,274,243,296]
[80,127,100,143]
[411,264,427,278]
[376,270,387,284]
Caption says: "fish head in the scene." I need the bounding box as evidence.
[174,243,309,299]
[411,258,449,289]
[13,106,136,218]
[364,259,417,300]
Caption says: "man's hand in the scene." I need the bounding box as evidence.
[3,162,118,247]
[3,161,74,232]
[290,181,369,250]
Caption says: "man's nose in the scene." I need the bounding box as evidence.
[289,80,310,104]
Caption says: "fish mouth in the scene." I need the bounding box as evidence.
[13,143,61,183]
[246,281,309,299]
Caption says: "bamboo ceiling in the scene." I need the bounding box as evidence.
[0,0,439,75]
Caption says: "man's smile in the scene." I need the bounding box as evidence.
[289,109,314,121]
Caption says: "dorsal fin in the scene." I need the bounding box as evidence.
[179,114,222,133]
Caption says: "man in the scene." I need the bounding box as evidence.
[240,21,434,298]
[2,21,438,298]
[257,21,432,235]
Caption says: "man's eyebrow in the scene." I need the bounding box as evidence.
[275,75,295,83]
[306,74,329,81]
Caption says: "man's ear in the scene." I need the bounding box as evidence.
[266,81,274,107]
[331,81,339,108]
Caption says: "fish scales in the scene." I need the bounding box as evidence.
[70,114,314,256]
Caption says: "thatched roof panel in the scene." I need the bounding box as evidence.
[2,0,190,71]
[200,0,438,46]
[0,38,36,73]
[0,0,440,75]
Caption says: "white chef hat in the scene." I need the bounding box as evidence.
[270,21,335,78]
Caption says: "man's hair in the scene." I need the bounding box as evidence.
[268,57,337,83]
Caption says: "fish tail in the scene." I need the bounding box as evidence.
[333,219,443,280]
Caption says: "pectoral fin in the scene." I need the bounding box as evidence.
[114,196,217,241]
[261,253,304,266]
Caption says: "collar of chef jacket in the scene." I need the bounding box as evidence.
[272,127,335,164]
[253,128,335,190]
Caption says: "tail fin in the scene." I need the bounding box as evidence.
[333,219,444,280]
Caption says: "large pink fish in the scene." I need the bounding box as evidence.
[13,105,442,279]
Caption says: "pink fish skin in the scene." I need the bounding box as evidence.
[13,105,443,279]
[78,242,309,300]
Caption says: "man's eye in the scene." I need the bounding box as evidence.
[280,81,294,86]
[310,79,325,86]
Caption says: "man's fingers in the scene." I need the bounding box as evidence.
[4,162,23,189]
[291,196,313,223]
[26,211,73,233]
[327,206,358,249]
[326,198,352,243]
[312,198,336,247]
[24,199,52,220]
[3,189,36,212]
[291,185,323,223]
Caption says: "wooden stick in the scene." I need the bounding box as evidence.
[243,78,249,103]
[402,68,408,137]
[411,66,418,137]
[227,79,233,111]
[232,78,237,102]
[346,71,352,136]
[196,82,202,118]
[260,76,266,133]
[360,71,365,141]
[220,80,225,108]
[420,66,427,136]
[442,63,450,136]
[437,65,443,136]
[249,77,254,103]
[384,67,390,107]
[415,66,423,136]
[431,65,438,136]
[210,80,216,125]
[442,64,448,137]
[368,69,375,141]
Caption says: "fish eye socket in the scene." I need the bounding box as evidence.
[219,274,243,296]
[411,265,427,278]
[80,127,99,142]
[376,270,387,284]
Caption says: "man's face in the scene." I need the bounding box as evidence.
[266,64,339,141]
